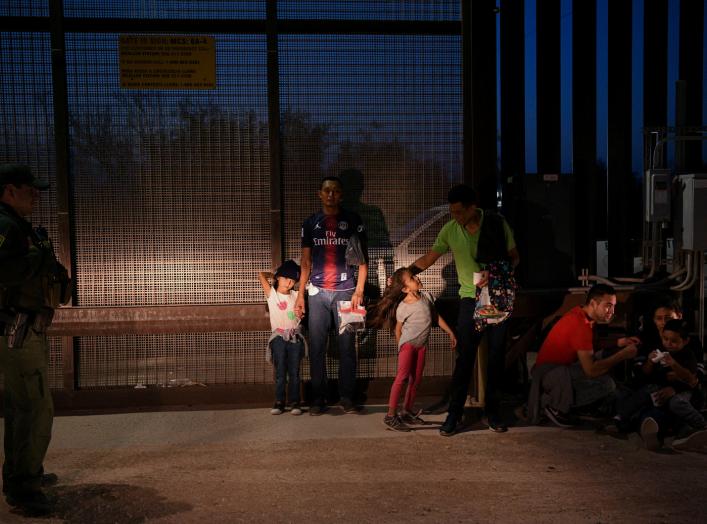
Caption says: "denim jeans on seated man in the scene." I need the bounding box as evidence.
[271,336,303,405]
[307,288,357,407]
[569,361,617,410]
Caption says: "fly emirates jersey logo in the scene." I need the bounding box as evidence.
[313,228,349,246]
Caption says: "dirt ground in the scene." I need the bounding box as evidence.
[1,404,707,524]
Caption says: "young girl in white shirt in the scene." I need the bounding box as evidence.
[259,260,304,415]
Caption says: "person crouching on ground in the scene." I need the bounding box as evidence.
[259,260,305,416]
[616,319,706,452]
[527,284,638,427]
[368,267,456,431]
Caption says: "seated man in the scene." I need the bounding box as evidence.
[527,284,638,427]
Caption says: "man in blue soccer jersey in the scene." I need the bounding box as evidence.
[295,176,368,415]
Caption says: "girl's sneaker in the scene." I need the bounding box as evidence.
[289,403,302,416]
[383,415,411,432]
[399,410,425,425]
[270,402,285,415]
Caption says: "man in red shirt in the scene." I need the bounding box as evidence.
[532,284,639,427]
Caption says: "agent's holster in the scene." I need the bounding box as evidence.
[2,309,54,350]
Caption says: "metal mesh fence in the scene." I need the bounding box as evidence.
[63,1,265,19]
[277,33,462,385]
[75,326,454,388]
[0,32,59,245]
[77,331,273,388]
[0,31,64,389]
[279,34,463,299]
[0,1,48,16]
[278,0,460,21]
[356,328,455,379]
[65,33,271,306]
[48,337,64,389]
[2,4,463,394]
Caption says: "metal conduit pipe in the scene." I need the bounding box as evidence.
[651,134,707,171]
[699,250,705,346]
[672,263,699,291]
[671,250,695,291]
[573,266,687,295]
[645,222,659,279]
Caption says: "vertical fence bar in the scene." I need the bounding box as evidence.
[678,0,704,170]
[607,0,634,277]
[572,0,597,272]
[267,0,283,269]
[464,0,498,206]
[536,0,561,175]
[500,0,525,181]
[49,0,75,391]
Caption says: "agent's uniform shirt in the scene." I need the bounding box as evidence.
[0,202,46,311]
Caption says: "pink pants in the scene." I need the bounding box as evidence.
[388,343,427,412]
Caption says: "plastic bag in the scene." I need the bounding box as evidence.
[345,234,367,266]
[337,300,366,334]
[473,287,509,324]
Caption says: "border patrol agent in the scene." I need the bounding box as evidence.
[1,164,70,515]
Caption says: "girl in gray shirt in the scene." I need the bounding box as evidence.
[369,268,456,431]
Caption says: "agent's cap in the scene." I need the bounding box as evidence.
[275,259,300,281]
[0,164,49,190]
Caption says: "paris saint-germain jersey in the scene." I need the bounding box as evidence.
[301,209,366,291]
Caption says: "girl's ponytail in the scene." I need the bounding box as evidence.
[367,268,409,331]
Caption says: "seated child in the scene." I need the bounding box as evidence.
[616,319,706,451]
[259,260,305,415]
[629,299,681,386]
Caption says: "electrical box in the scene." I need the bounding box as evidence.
[674,174,707,250]
[644,169,671,222]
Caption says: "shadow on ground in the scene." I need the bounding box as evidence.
[39,483,191,523]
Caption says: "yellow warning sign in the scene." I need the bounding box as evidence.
[119,35,216,90]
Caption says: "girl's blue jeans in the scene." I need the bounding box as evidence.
[271,336,303,404]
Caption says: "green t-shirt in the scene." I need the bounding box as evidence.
[431,209,516,298]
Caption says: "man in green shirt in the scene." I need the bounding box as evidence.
[410,184,519,436]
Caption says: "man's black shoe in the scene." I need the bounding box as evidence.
[309,404,327,416]
[41,473,59,487]
[3,472,58,494]
[5,489,53,516]
[487,418,508,433]
[340,398,360,414]
[439,414,462,437]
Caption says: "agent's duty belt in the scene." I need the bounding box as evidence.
[1,308,54,349]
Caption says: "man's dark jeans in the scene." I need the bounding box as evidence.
[569,362,617,408]
[448,297,508,419]
[307,287,356,406]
